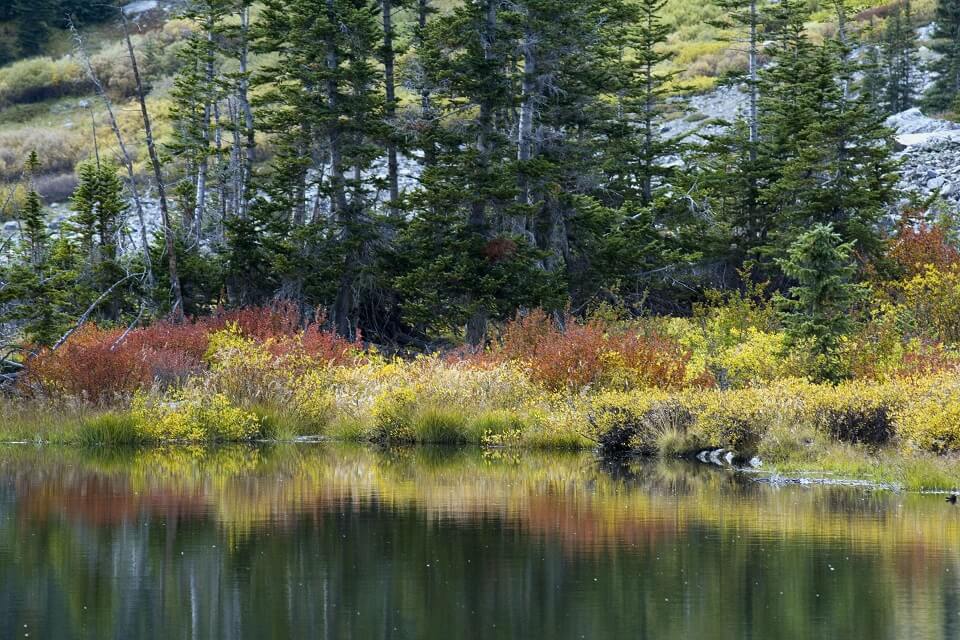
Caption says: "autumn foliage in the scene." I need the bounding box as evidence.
[889,213,960,277]
[465,310,706,391]
[24,303,362,402]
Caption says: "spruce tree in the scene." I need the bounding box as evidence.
[0,153,67,346]
[925,0,960,112]
[70,161,130,322]
[877,0,918,114]
[759,0,897,261]
[602,0,681,208]
[778,223,863,382]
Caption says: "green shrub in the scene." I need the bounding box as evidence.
[371,387,418,443]
[587,391,699,455]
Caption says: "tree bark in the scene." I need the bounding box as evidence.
[238,3,255,218]
[418,0,435,167]
[518,25,536,212]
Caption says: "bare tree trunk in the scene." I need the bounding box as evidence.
[518,26,536,210]
[192,18,215,242]
[326,0,355,339]
[748,0,758,159]
[70,21,154,289]
[238,3,255,218]
[123,13,185,321]
[382,0,400,217]
[212,100,227,244]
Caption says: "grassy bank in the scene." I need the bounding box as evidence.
[4,360,960,491]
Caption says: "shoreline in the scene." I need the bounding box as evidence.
[1,434,957,494]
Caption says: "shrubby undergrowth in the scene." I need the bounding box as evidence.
[3,292,960,475]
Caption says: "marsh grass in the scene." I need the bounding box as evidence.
[77,413,142,446]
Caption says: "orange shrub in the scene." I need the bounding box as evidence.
[25,325,152,401]
[889,213,959,277]
[473,310,706,392]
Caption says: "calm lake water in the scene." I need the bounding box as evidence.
[0,444,958,640]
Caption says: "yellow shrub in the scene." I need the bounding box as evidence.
[898,266,960,344]
[132,388,262,442]
[205,325,287,403]
[291,369,335,430]
[715,329,794,387]
[895,377,960,453]
[0,56,85,106]
[693,388,767,452]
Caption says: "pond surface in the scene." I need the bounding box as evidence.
[0,444,958,639]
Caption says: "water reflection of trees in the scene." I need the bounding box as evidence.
[0,444,958,639]
[1,444,959,549]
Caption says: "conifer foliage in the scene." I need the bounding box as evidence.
[0,0,917,350]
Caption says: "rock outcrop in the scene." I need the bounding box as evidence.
[886,108,960,206]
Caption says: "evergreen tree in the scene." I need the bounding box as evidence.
[759,0,897,261]
[602,0,681,208]
[882,0,918,114]
[778,223,863,382]
[925,0,960,112]
[11,0,55,57]
[70,161,131,322]
[0,153,68,346]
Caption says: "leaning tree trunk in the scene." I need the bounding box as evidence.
[123,12,185,321]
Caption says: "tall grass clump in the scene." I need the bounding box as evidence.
[77,413,142,446]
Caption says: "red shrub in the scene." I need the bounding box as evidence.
[215,300,303,341]
[476,310,704,391]
[26,325,151,402]
[896,344,960,380]
[23,302,362,401]
[889,212,960,277]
